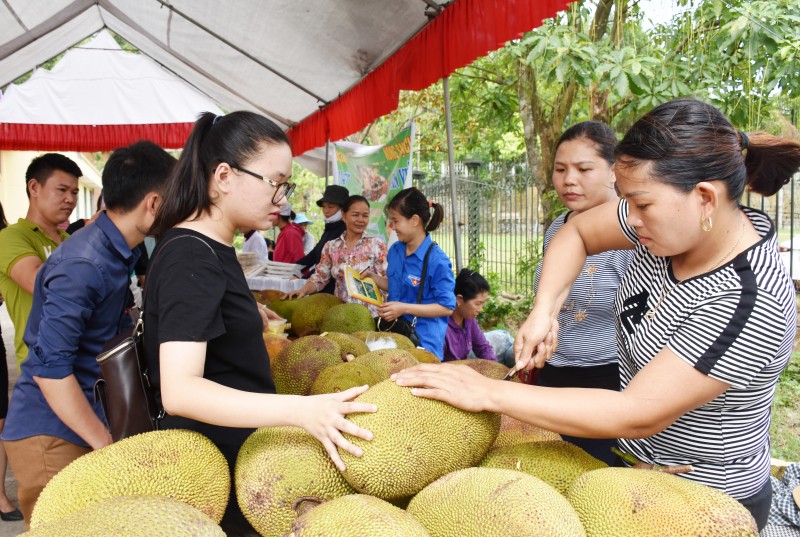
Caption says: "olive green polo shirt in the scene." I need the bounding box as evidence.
[0,219,69,369]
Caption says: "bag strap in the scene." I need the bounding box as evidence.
[409,240,436,328]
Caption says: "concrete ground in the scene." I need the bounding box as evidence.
[0,303,27,536]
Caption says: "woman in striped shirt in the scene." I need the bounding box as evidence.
[395,98,800,530]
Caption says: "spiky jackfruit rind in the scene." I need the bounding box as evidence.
[291,294,344,336]
[30,430,229,527]
[351,349,418,381]
[320,303,376,334]
[566,467,758,537]
[492,414,562,449]
[407,467,586,537]
[320,332,370,358]
[235,426,356,537]
[310,362,382,395]
[341,380,500,500]
[272,335,344,395]
[288,494,431,537]
[22,495,224,537]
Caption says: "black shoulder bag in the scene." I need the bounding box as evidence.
[376,242,435,348]
[94,234,217,442]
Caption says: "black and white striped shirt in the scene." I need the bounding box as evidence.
[535,213,633,367]
[615,201,796,499]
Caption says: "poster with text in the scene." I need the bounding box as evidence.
[331,123,414,240]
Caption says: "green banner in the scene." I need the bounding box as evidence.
[332,124,414,240]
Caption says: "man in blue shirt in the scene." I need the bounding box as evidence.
[2,141,175,525]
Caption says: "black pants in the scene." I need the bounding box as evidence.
[739,478,772,531]
[536,362,620,465]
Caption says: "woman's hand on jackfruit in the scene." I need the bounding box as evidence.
[392,363,493,413]
[298,384,377,472]
[513,309,559,371]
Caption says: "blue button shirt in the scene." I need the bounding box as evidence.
[2,213,138,447]
[386,235,455,359]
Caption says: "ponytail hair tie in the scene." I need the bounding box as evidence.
[428,200,434,208]
[212,114,222,126]
[739,131,749,152]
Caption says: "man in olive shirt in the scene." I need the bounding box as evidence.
[0,154,81,368]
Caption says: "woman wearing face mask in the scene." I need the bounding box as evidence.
[297,185,349,294]
[284,195,387,316]
[531,121,633,465]
[395,98,800,530]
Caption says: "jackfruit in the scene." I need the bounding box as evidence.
[408,348,440,364]
[291,294,344,336]
[266,297,302,325]
[492,414,562,449]
[407,467,586,537]
[271,335,344,395]
[352,331,416,350]
[31,430,229,528]
[310,362,382,395]
[288,494,431,537]
[262,332,291,368]
[480,440,606,495]
[352,349,419,380]
[320,332,370,359]
[457,358,518,380]
[567,467,758,536]
[320,303,376,334]
[341,379,500,500]
[22,495,224,537]
[235,426,356,537]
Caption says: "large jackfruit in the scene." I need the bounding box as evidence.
[480,440,607,495]
[288,494,431,537]
[31,430,229,527]
[456,358,519,381]
[407,467,586,537]
[22,495,224,537]
[320,303,376,334]
[341,379,500,500]
[271,335,344,395]
[291,294,344,336]
[310,361,382,395]
[492,413,562,449]
[235,426,356,537]
[351,349,419,380]
[408,348,440,364]
[567,467,758,536]
[320,332,370,359]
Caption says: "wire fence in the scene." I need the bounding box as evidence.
[417,161,800,296]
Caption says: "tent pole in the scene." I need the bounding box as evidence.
[325,140,331,186]
[443,76,463,272]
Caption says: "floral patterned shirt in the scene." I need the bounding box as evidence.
[309,232,388,316]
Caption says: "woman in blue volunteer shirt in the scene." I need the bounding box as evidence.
[367,187,455,358]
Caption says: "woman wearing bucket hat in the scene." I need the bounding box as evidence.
[297,184,349,293]
[272,203,306,264]
[293,213,315,255]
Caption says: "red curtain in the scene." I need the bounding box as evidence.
[0,122,195,151]
[287,0,570,155]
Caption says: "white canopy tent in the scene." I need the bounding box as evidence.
[0,0,570,175]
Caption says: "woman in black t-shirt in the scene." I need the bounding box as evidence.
[145,111,376,535]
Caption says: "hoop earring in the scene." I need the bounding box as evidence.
[701,216,713,232]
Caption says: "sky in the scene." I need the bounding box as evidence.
[638,0,690,27]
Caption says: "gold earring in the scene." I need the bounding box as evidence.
[701,216,713,232]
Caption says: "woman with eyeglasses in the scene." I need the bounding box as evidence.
[144,111,375,536]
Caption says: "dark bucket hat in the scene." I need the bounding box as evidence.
[316,184,349,207]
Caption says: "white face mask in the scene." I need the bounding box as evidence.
[325,210,343,224]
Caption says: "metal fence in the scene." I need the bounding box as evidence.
[417,161,800,296]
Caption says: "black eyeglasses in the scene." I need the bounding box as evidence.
[232,165,296,204]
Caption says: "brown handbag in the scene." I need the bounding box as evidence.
[94,312,163,442]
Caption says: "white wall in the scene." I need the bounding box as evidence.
[0,151,102,224]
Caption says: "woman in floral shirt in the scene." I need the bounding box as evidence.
[286,195,387,316]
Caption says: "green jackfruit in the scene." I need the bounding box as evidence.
[235,427,356,537]
[272,335,344,395]
[31,430,229,528]
[310,362,382,395]
[492,414,562,449]
[288,494,431,537]
[456,358,519,381]
[351,349,418,380]
[320,303,376,334]
[480,440,607,495]
[408,467,586,537]
[408,348,440,364]
[320,332,370,359]
[291,294,344,336]
[22,495,224,537]
[341,379,500,500]
[567,467,758,536]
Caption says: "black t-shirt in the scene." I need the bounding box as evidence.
[143,228,275,456]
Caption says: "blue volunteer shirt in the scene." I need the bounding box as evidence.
[386,234,456,359]
[2,212,138,447]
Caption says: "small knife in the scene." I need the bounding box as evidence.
[502,362,523,381]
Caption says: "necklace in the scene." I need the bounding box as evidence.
[561,263,597,324]
[645,213,745,322]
